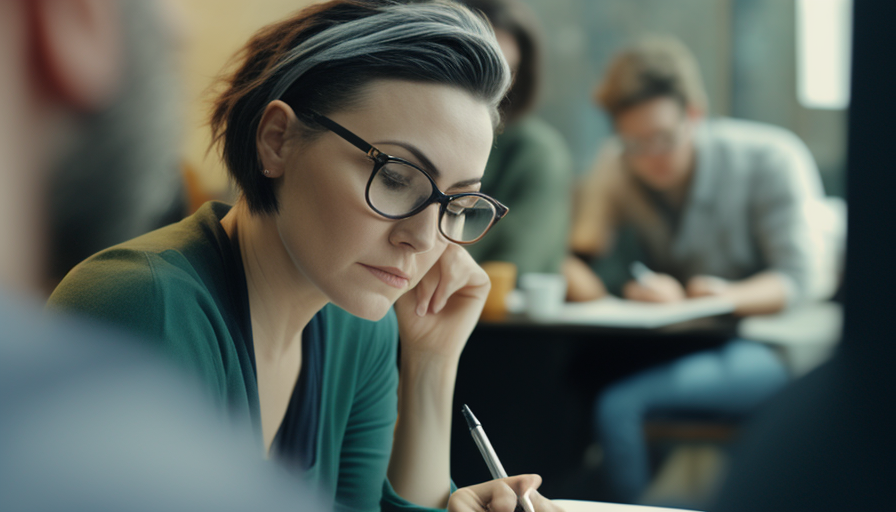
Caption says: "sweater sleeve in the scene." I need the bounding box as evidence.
[749,132,836,306]
[570,140,624,258]
[48,248,162,338]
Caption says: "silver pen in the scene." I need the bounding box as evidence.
[462,404,536,512]
[629,260,657,287]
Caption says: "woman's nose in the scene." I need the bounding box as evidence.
[389,203,441,253]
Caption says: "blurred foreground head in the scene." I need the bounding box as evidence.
[596,36,708,191]
[0,0,184,295]
[0,2,324,509]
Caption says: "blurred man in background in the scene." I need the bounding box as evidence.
[567,35,840,504]
[0,1,320,509]
[568,36,839,310]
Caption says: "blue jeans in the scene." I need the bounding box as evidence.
[593,339,790,503]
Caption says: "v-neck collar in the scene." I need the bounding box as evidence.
[201,201,325,472]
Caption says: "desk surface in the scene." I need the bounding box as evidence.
[478,312,739,338]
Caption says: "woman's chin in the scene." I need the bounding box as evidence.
[331,292,397,321]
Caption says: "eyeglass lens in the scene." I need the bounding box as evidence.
[367,160,496,243]
[440,195,496,243]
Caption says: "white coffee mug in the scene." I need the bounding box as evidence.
[519,273,567,322]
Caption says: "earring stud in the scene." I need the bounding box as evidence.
[263,169,271,176]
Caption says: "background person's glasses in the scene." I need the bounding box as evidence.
[306,111,509,245]
[619,120,690,157]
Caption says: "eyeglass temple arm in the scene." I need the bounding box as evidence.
[308,111,381,159]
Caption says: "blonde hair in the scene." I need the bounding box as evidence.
[594,35,708,118]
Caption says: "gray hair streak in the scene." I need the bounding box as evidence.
[265,0,511,124]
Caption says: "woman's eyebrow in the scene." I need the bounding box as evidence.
[448,177,482,191]
[378,141,441,178]
[378,140,482,190]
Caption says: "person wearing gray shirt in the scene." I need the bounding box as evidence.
[573,117,838,307]
[565,36,838,504]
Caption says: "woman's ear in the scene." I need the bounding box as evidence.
[256,100,298,178]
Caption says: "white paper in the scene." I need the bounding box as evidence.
[554,499,701,512]
[555,296,735,328]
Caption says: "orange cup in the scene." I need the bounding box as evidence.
[480,261,517,322]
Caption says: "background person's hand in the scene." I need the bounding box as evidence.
[563,255,607,302]
[686,275,730,298]
[623,273,686,302]
[448,475,562,512]
[394,243,490,362]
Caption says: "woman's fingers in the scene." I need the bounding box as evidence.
[503,473,542,497]
[447,482,514,512]
[413,264,441,316]
[527,489,564,512]
[448,475,544,512]
[428,246,488,314]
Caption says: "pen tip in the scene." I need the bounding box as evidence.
[461,404,479,429]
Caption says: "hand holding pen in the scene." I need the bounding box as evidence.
[624,261,686,303]
[448,474,550,512]
[452,405,561,512]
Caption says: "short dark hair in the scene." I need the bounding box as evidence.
[595,35,709,119]
[459,0,542,123]
[210,0,511,215]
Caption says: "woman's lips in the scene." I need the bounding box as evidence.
[360,264,410,289]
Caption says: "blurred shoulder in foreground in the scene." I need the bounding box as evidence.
[0,294,323,511]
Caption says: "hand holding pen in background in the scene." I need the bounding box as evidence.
[624,261,687,303]
[628,261,731,304]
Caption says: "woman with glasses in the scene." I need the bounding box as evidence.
[49,2,556,512]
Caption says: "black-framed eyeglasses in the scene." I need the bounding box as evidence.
[306,111,509,245]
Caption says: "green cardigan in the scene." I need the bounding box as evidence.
[464,116,574,275]
[49,201,445,512]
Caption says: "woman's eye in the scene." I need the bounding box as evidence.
[379,168,409,190]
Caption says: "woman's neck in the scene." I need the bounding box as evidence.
[220,200,328,358]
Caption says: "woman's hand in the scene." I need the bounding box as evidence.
[394,244,490,362]
[449,475,563,512]
[388,245,489,506]
[623,273,686,303]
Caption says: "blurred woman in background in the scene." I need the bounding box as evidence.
[460,0,574,276]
